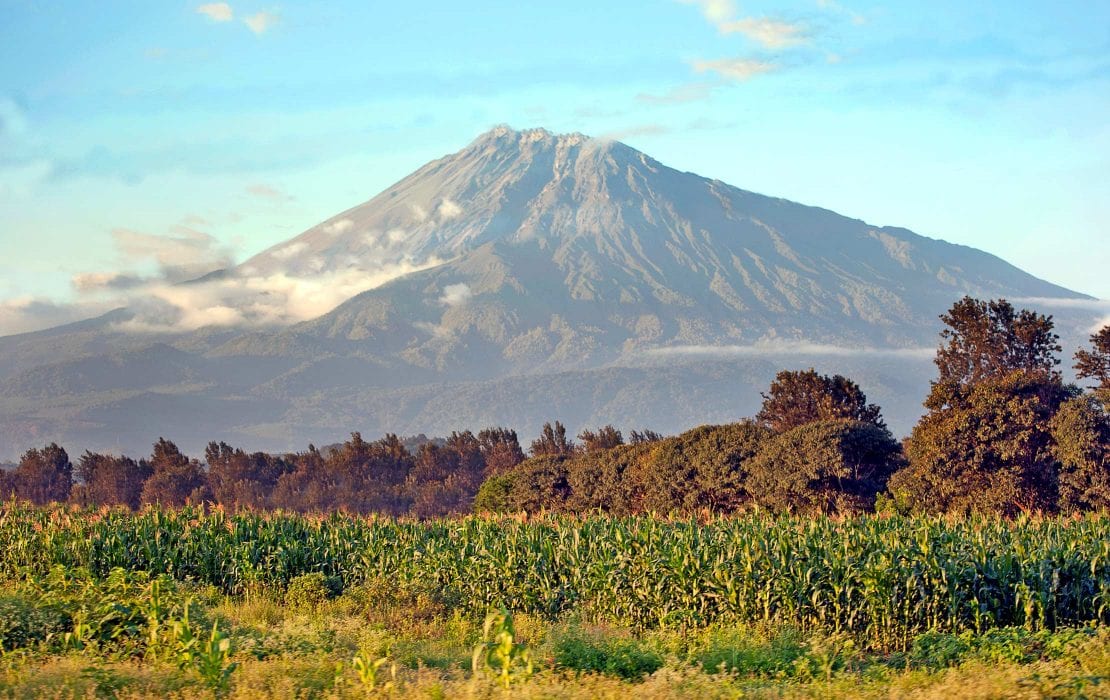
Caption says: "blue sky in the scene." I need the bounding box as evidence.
[1,0,1108,334]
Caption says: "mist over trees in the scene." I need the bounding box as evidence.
[3,296,1109,518]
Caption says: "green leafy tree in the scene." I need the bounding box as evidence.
[511,456,571,512]
[566,441,657,515]
[932,296,1060,395]
[748,420,903,515]
[632,422,771,513]
[891,298,1069,515]
[1051,395,1110,512]
[891,371,1071,515]
[1075,324,1110,403]
[756,369,885,433]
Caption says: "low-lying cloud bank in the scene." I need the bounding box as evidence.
[1010,297,1110,333]
[643,341,936,360]
[0,259,441,337]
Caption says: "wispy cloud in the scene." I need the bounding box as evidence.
[196,2,233,22]
[111,226,233,282]
[72,272,146,293]
[246,183,292,201]
[719,17,808,49]
[679,0,807,49]
[243,11,278,35]
[691,57,778,81]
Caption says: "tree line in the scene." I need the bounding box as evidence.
[3,296,1109,517]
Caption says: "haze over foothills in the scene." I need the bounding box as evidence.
[0,1,1108,459]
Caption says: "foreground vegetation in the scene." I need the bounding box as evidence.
[1,297,1109,696]
[2,505,1110,697]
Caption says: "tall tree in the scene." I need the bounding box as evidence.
[205,442,291,510]
[1051,395,1110,512]
[476,427,525,475]
[12,443,72,505]
[933,296,1060,394]
[72,451,152,509]
[140,439,209,507]
[577,425,624,453]
[756,369,885,433]
[892,370,1071,515]
[529,421,576,457]
[1075,325,1110,401]
[893,298,1070,515]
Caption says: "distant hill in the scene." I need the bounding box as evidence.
[0,127,1095,459]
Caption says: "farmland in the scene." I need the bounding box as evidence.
[3,504,1110,698]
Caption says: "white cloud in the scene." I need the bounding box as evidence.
[719,17,808,49]
[680,0,736,25]
[323,218,354,235]
[72,272,145,293]
[110,260,442,334]
[111,227,232,282]
[243,11,278,34]
[410,204,429,222]
[196,3,233,22]
[439,283,472,306]
[691,57,777,81]
[387,228,407,244]
[269,241,307,261]
[644,341,935,360]
[436,199,463,222]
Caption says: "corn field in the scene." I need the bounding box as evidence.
[2,504,1110,651]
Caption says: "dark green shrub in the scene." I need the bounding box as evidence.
[552,628,663,680]
[0,594,69,651]
[473,473,515,513]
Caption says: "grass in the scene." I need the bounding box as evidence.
[2,571,1110,699]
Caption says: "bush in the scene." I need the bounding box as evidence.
[695,625,807,676]
[0,594,70,651]
[473,473,515,513]
[284,572,339,609]
[552,627,663,680]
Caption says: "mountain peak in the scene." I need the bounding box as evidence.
[471,125,592,151]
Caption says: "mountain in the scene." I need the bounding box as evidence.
[0,127,1095,459]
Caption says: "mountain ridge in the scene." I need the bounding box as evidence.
[0,126,1096,459]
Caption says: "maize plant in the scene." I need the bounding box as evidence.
[3,503,1110,651]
